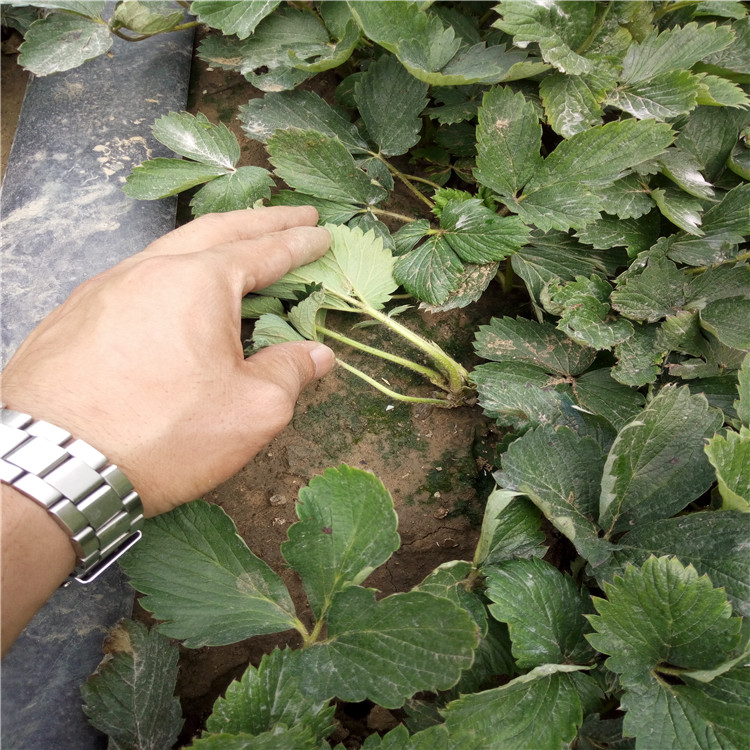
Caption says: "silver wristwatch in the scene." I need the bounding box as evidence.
[0,408,144,583]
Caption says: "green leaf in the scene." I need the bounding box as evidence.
[393,236,464,307]
[696,73,750,107]
[152,111,239,168]
[443,666,595,750]
[282,466,399,620]
[81,620,183,750]
[485,557,595,669]
[651,186,704,235]
[112,1,184,34]
[700,16,750,79]
[354,54,428,157]
[363,725,455,750]
[241,296,284,320]
[14,1,105,16]
[607,71,701,121]
[706,427,750,510]
[599,385,724,535]
[191,726,319,750]
[597,174,654,219]
[657,148,715,200]
[288,290,326,341]
[700,297,750,351]
[609,511,750,616]
[239,91,368,153]
[620,22,736,83]
[539,72,608,138]
[576,210,660,257]
[190,167,274,216]
[499,425,611,565]
[588,557,746,750]
[574,368,646,431]
[260,223,397,311]
[474,316,596,377]
[290,5,359,73]
[267,129,387,206]
[420,262,498,313]
[612,323,664,387]
[611,258,688,322]
[475,86,542,199]
[205,649,334,739]
[268,191,360,225]
[191,1,280,39]
[439,198,530,264]
[547,275,635,350]
[18,13,112,75]
[475,489,546,567]
[119,501,298,647]
[738,354,750,425]
[493,1,597,75]
[252,314,306,349]
[298,587,478,708]
[123,159,230,201]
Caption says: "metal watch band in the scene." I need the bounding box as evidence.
[0,408,144,584]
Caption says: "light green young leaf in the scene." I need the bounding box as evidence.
[18,13,112,75]
[282,466,399,620]
[191,0,280,39]
[393,235,464,306]
[539,72,607,138]
[252,314,306,349]
[260,224,397,311]
[239,91,368,153]
[485,557,595,668]
[474,316,596,376]
[706,427,750,511]
[81,620,183,750]
[651,187,704,235]
[574,368,646,431]
[205,649,334,740]
[606,71,701,121]
[475,86,542,199]
[112,1,184,34]
[354,54,428,157]
[443,666,596,750]
[190,725,319,750]
[474,489,546,567]
[493,0,597,75]
[738,354,750,425]
[608,511,750,616]
[123,159,230,200]
[599,385,724,535]
[700,297,750,350]
[267,129,387,206]
[190,167,274,216]
[499,425,611,565]
[620,22,735,83]
[611,258,688,322]
[240,296,284,320]
[152,112,239,169]
[119,501,298,647]
[298,587,478,708]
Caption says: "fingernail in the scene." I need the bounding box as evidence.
[310,344,335,377]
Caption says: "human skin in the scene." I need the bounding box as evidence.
[1,205,335,654]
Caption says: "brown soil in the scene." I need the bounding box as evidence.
[1,30,29,181]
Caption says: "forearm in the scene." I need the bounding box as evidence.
[1,484,76,655]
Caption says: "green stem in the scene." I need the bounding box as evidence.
[407,174,444,191]
[575,2,611,55]
[369,207,419,224]
[685,250,750,274]
[374,154,436,210]
[337,360,452,406]
[317,325,448,389]
[109,20,199,42]
[292,618,310,641]
[504,261,515,292]
[653,1,700,19]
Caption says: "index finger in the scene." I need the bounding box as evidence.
[139,205,321,258]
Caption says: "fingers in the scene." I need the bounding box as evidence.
[141,205,321,258]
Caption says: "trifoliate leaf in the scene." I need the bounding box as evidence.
[123,159,230,200]
[354,54,428,157]
[574,368,646,431]
[112,0,184,34]
[547,275,634,350]
[241,296,284,320]
[474,489,546,567]
[485,557,595,668]
[18,13,112,75]
[700,297,750,351]
[443,666,595,750]
[119,502,298,647]
[239,91,367,154]
[620,22,735,84]
[657,148,715,200]
[393,235,464,306]
[205,649,334,739]
[81,620,183,750]
[606,70,702,121]
[191,0,280,39]
[609,512,750,616]
[252,314,307,348]
[539,72,607,138]
[439,198,530,264]
[190,167,274,216]
[599,386,724,535]
[260,224,397,311]
[282,466,399,620]
[419,262,498,313]
[297,587,477,708]
[651,186,704,235]
[474,86,543,199]
[706,427,750,511]
[597,174,654,220]
[493,1,597,75]
[474,316,596,376]
[498,425,611,565]
[152,111,239,168]
[611,258,688,322]
[267,129,387,206]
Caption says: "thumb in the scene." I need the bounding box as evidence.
[243,341,335,402]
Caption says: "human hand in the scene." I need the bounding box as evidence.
[1,206,334,517]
